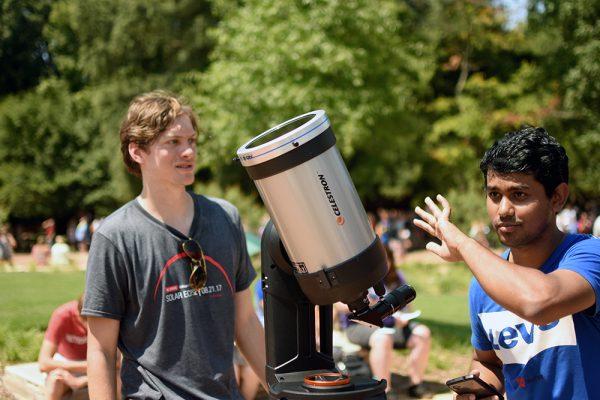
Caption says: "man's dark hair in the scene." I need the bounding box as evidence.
[479,127,569,197]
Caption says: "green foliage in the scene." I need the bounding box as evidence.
[0,0,54,95]
[0,79,105,218]
[426,63,556,195]
[194,0,436,202]
[45,0,216,87]
[0,0,598,224]
[0,73,200,218]
[0,0,228,219]
[522,0,600,202]
[555,0,600,202]
[0,325,43,365]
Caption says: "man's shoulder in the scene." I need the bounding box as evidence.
[94,200,141,238]
[52,300,77,320]
[563,234,600,257]
[193,193,240,221]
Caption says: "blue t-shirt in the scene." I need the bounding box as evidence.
[470,234,600,400]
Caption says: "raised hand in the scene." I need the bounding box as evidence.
[413,194,468,262]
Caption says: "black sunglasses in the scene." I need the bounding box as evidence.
[182,239,207,291]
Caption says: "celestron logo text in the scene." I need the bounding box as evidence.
[318,174,345,225]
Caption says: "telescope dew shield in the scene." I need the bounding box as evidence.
[237,110,388,305]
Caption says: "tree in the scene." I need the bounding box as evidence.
[0,0,54,95]
[527,0,600,202]
[0,79,107,219]
[45,0,217,88]
[193,0,436,203]
[0,74,185,219]
[0,0,226,220]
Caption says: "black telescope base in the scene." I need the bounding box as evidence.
[269,376,387,400]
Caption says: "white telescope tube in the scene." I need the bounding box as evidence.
[237,111,387,305]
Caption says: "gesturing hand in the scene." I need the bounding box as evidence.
[413,194,468,262]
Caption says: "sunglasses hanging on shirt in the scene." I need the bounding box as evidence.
[181,239,207,291]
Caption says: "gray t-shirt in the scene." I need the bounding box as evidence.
[82,194,256,399]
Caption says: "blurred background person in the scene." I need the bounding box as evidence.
[42,218,56,245]
[31,235,51,267]
[468,219,490,247]
[0,223,17,266]
[593,211,600,237]
[557,205,578,233]
[577,211,593,234]
[74,216,90,252]
[50,235,71,267]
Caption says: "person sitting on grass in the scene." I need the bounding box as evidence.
[38,294,89,400]
[31,235,51,267]
[50,236,71,267]
[335,245,432,398]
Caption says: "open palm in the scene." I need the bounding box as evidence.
[413,195,466,263]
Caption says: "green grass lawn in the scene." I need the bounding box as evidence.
[0,271,86,366]
[0,261,475,378]
[400,262,473,375]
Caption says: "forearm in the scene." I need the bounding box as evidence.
[459,238,557,323]
[70,375,89,390]
[39,358,87,374]
[235,316,267,389]
[470,358,504,394]
[87,348,118,400]
[77,375,88,389]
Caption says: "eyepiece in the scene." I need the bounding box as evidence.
[381,285,417,313]
[347,284,416,328]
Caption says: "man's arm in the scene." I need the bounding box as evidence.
[414,195,596,325]
[458,239,594,324]
[234,287,267,390]
[470,349,504,394]
[38,339,87,374]
[455,349,504,400]
[87,316,120,400]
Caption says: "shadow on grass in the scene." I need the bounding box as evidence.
[391,373,450,399]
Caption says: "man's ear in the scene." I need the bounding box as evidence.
[552,182,569,213]
[128,142,146,165]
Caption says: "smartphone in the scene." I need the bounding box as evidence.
[446,374,504,399]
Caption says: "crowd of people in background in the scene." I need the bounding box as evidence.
[369,208,419,264]
[0,214,105,268]
[557,204,600,236]
[365,203,600,257]
[1,203,599,269]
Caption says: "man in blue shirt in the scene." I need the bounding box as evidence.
[414,127,600,399]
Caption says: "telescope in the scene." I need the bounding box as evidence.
[237,110,416,399]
